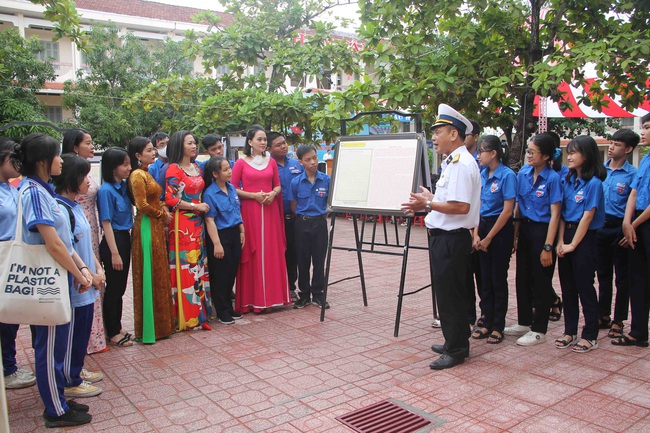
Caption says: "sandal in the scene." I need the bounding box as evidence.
[611,335,649,347]
[549,298,563,322]
[471,327,490,339]
[608,322,624,338]
[476,316,485,328]
[554,334,577,349]
[487,331,504,344]
[108,334,133,347]
[572,339,599,353]
[598,316,612,329]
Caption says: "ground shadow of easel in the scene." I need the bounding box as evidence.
[319,111,439,337]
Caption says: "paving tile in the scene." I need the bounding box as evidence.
[5,219,649,433]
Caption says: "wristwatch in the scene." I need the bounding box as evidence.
[425,200,432,212]
[543,244,553,252]
[191,202,195,209]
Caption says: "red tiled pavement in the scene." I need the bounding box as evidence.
[5,217,650,432]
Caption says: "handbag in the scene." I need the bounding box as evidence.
[0,186,71,325]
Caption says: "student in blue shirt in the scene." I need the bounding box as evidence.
[14,133,92,427]
[198,134,234,172]
[53,154,105,398]
[0,138,38,390]
[202,156,244,325]
[471,135,516,344]
[97,148,134,347]
[618,113,650,347]
[597,129,639,338]
[464,120,484,326]
[267,131,304,299]
[506,133,562,346]
[148,132,169,189]
[288,144,331,309]
[556,135,606,353]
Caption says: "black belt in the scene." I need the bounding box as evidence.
[297,214,326,220]
[565,222,579,230]
[284,214,295,220]
[604,218,623,228]
[518,218,546,225]
[427,228,469,237]
[480,216,499,223]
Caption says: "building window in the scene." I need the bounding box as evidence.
[619,118,634,127]
[290,72,304,88]
[37,41,60,69]
[216,64,231,76]
[253,61,265,76]
[317,70,332,90]
[45,106,62,123]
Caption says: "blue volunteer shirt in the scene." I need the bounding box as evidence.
[289,171,330,217]
[603,159,637,219]
[57,196,98,308]
[148,158,164,183]
[516,164,562,223]
[97,180,133,230]
[558,164,569,183]
[203,182,243,230]
[562,175,605,230]
[197,158,235,172]
[480,163,517,217]
[0,181,18,241]
[631,154,650,211]
[277,156,303,214]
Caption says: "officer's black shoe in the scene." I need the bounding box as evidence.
[429,354,465,370]
[431,345,469,358]
[312,298,330,309]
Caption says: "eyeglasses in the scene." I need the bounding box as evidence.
[526,149,541,156]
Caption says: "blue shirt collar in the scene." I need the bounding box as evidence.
[111,180,126,191]
[26,175,56,197]
[605,159,632,172]
[482,163,507,180]
[299,170,326,183]
[56,195,78,207]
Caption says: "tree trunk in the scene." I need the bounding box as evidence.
[511,91,537,171]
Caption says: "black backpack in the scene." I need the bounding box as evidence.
[56,198,77,244]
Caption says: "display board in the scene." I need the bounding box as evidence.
[329,133,426,215]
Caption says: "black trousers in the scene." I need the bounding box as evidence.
[478,218,514,333]
[558,228,599,340]
[515,221,555,333]
[99,230,131,338]
[206,226,242,317]
[294,216,328,300]
[596,222,629,322]
[628,218,650,343]
[429,229,472,359]
[284,216,298,292]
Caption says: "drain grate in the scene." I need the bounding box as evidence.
[336,399,433,433]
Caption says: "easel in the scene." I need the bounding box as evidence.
[319,111,440,337]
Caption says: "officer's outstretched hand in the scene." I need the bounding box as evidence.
[401,186,432,214]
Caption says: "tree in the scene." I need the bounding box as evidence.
[63,24,193,148]
[29,0,85,47]
[130,0,363,142]
[0,29,58,137]
[356,0,650,167]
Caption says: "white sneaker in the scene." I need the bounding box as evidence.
[4,370,37,389]
[431,319,441,328]
[16,367,35,378]
[504,324,530,336]
[64,381,102,398]
[80,369,104,383]
[517,331,547,346]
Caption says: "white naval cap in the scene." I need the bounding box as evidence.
[430,103,473,135]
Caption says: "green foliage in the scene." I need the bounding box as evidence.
[130,0,364,142]
[63,24,193,148]
[356,0,650,167]
[29,0,86,47]
[0,29,58,137]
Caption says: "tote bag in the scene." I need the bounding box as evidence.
[0,186,71,325]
